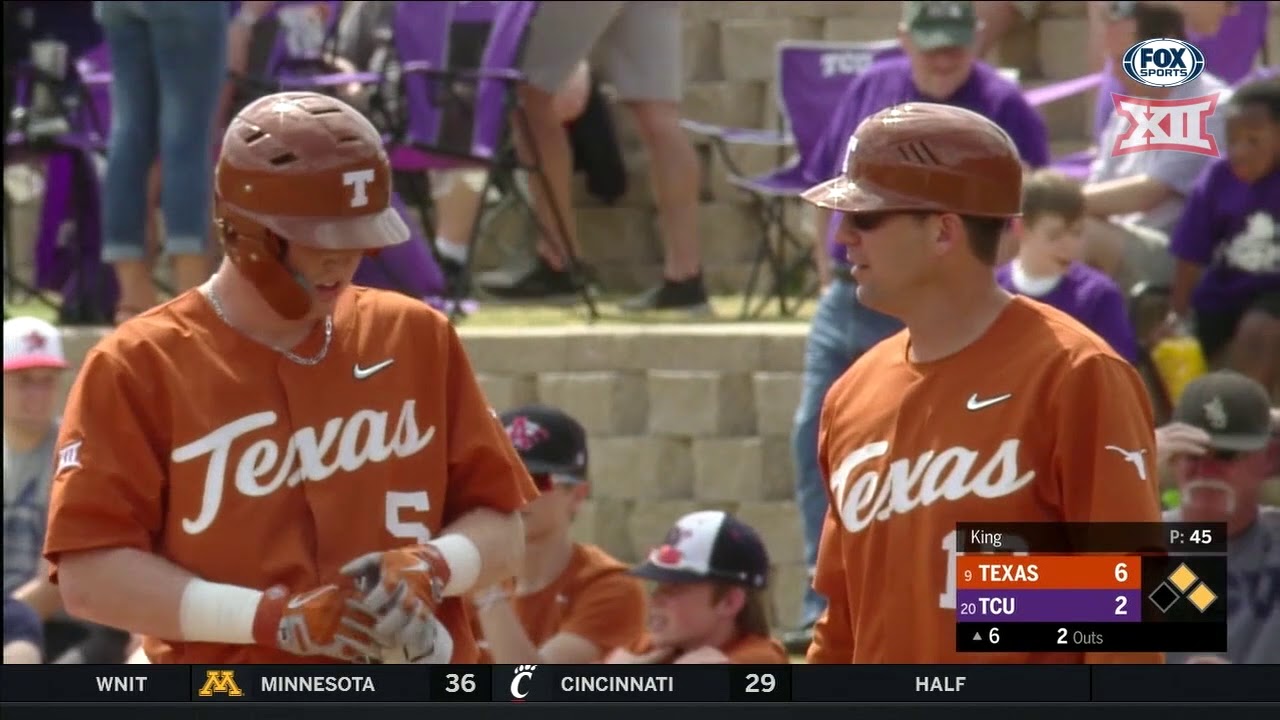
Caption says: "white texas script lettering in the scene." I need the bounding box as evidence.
[173,400,435,535]
[830,439,1035,534]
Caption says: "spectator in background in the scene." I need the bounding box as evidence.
[4,596,44,664]
[3,317,131,664]
[785,0,1049,654]
[997,169,1140,364]
[606,510,789,664]
[97,1,228,324]
[4,317,68,601]
[470,405,647,664]
[332,0,593,296]
[487,1,708,313]
[1161,371,1279,664]
[1088,2,1269,144]
[973,1,1041,59]
[1166,78,1280,397]
[1081,1,1231,291]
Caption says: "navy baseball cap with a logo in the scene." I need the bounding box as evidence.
[630,510,770,590]
[499,404,588,481]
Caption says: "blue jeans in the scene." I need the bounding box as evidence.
[790,279,903,627]
[98,1,228,262]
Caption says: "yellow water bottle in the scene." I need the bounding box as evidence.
[1151,319,1208,404]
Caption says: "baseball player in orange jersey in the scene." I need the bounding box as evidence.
[470,405,647,664]
[42,91,539,665]
[803,103,1164,664]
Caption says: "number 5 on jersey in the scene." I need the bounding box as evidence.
[386,491,432,544]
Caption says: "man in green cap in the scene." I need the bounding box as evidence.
[1161,370,1278,664]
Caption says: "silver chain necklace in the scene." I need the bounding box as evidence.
[205,285,334,366]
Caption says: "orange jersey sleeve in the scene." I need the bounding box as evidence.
[474,545,647,662]
[554,548,648,654]
[808,511,855,664]
[725,634,790,664]
[439,321,539,523]
[43,344,167,578]
[1050,352,1163,665]
[1050,353,1162,522]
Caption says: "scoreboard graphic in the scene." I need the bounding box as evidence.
[953,522,1228,653]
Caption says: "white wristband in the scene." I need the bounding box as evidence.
[427,535,482,597]
[178,579,263,645]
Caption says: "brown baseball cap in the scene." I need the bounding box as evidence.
[801,102,1024,218]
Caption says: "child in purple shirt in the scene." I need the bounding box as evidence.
[1168,77,1280,394]
[997,170,1140,364]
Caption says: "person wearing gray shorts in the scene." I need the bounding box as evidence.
[483,1,709,313]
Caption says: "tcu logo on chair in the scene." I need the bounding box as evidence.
[343,169,376,208]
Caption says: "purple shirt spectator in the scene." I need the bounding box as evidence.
[806,57,1049,263]
[1089,72,1232,237]
[1169,158,1280,314]
[996,261,1141,363]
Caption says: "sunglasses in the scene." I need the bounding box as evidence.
[843,211,934,232]
[531,473,582,492]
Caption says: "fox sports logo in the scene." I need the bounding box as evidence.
[1121,38,1205,88]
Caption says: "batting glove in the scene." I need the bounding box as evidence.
[340,545,451,662]
[251,584,380,662]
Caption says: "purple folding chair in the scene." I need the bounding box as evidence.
[4,39,117,324]
[229,1,382,96]
[383,1,599,321]
[682,39,895,319]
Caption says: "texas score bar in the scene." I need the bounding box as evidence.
[954,522,1228,653]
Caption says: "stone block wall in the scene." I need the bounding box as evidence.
[463,324,811,627]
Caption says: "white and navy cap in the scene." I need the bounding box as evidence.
[3,316,67,372]
[630,510,770,590]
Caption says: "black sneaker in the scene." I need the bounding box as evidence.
[620,273,711,314]
[478,257,585,301]
[437,256,469,296]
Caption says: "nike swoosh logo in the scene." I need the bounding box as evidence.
[966,393,1013,411]
[354,359,395,380]
[286,584,338,610]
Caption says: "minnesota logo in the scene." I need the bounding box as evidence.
[198,670,244,697]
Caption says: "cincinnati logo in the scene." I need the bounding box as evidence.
[197,670,243,697]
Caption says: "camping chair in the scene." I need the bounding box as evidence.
[4,38,116,324]
[381,0,598,321]
[227,1,382,97]
[682,39,897,320]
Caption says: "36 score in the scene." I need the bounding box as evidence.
[444,673,476,694]
[744,673,776,694]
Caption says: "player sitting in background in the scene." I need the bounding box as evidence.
[997,169,1139,364]
[803,103,1162,664]
[1161,371,1279,664]
[606,510,788,665]
[41,92,537,665]
[470,405,647,664]
[1166,77,1280,397]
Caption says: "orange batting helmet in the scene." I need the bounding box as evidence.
[802,103,1023,218]
[214,91,409,319]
